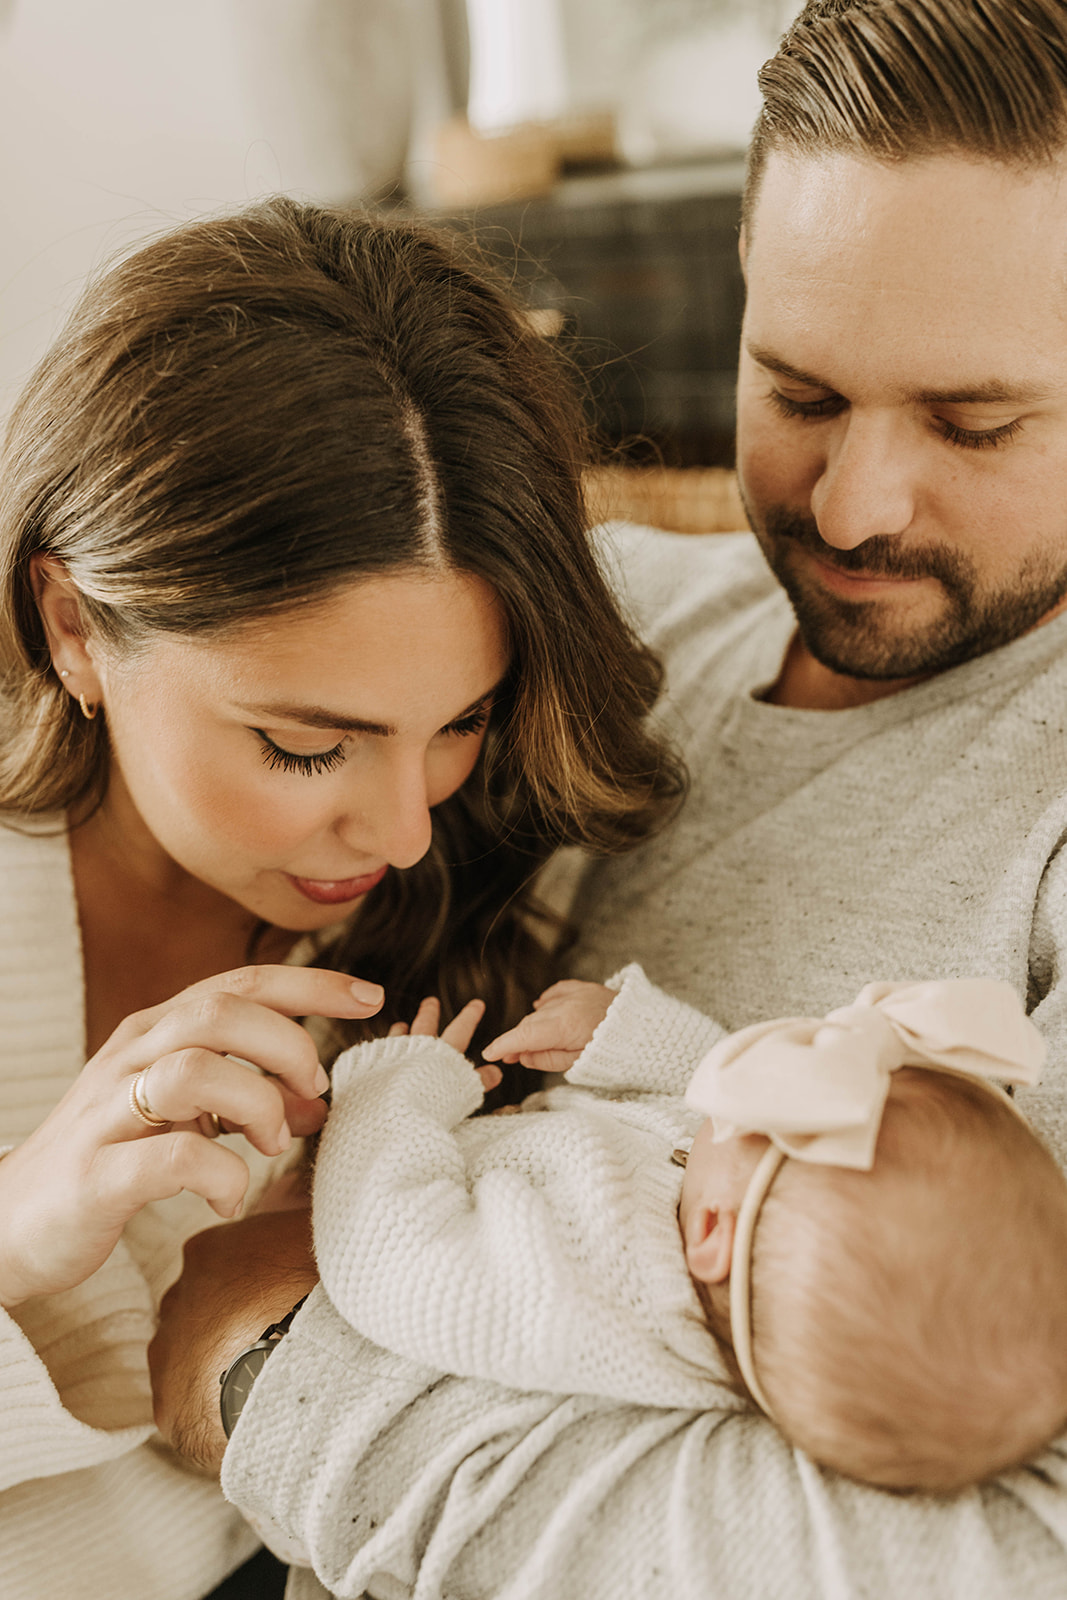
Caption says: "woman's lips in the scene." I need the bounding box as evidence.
[286,865,388,904]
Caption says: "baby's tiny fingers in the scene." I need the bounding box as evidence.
[533,979,591,1007]
[388,1022,410,1037]
[476,1063,502,1092]
[482,1010,556,1062]
[441,998,486,1053]
[408,997,441,1036]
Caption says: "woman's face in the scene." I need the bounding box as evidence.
[88,569,510,930]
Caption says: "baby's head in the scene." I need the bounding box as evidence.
[681,1014,1067,1492]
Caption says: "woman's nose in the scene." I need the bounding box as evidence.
[337,758,434,871]
[809,410,917,551]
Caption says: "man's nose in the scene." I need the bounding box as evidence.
[809,410,917,550]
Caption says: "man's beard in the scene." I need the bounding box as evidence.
[750,504,1067,680]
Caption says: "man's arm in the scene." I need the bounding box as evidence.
[221,1287,1067,1600]
[154,1113,1067,1600]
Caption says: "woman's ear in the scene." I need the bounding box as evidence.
[30,555,103,702]
[684,1204,737,1286]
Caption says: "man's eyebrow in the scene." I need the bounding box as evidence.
[239,683,503,738]
[746,341,1054,407]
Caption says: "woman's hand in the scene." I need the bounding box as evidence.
[481,979,615,1073]
[388,995,501,1091]
[0,965,382,1308]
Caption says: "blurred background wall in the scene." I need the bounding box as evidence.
[0,0,802,470]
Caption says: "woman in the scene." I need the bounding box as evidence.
[0,197,683,1600]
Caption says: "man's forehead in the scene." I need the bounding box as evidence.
[743,148,1067,388]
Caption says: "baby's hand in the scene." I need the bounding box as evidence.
[481,980,615,1073]
[389,997,501,1091]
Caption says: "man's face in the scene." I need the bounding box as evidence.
[737,151,1067,681]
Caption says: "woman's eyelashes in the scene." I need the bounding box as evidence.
[443,704,491,739]
[253,702,492,778]
[255,732,347,776]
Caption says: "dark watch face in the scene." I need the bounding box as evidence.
[219,1343,271,1438]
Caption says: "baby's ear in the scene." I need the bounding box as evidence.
[684,1206,737,1285]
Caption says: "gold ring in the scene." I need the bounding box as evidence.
[199,1111,223,1139]
[129,1068,169,1129]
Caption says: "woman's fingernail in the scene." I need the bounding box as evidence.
[277,1122,292,1152]
[314,1065,330,1094]
[350,979,384,1007]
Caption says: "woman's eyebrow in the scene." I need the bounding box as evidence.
[238,683,503,737]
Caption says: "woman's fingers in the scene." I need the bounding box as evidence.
[118,1050,303,1156]
[122,990,333,1104]
[107,1131,252,1220]
[175,964,384,1019]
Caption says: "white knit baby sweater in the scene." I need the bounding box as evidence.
[313,964,730,1411]
[0,816,299,1600]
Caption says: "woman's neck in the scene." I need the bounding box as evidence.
[69,800,297,1059]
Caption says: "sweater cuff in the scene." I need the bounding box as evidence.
[0,1306,152,1491]
[331,1033,484,1124]
[565,963,725,1097]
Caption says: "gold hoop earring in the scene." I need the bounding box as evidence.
[78,694,98,721]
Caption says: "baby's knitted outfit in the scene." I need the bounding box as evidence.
[313,965,732,1410]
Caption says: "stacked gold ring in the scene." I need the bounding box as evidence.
[128,1067,169,1129]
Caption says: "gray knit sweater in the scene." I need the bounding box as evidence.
[225,527,1067,1600]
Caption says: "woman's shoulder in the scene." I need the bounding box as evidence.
[0,813,74,927]
[0,810,69,863]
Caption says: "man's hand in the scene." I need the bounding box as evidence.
[482,980,616,1073]
[149,1208,319,1473]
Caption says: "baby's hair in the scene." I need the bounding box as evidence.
[754,1070,1067,1490]
[701,1070,1067,1491]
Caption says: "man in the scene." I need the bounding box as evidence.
[152,4,1067,1595]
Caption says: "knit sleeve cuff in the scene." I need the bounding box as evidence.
[565,963,725,1097]
[0,1306,152,1491]
[330,1033,484,1126]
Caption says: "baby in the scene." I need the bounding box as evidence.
[311,965,1067,1493]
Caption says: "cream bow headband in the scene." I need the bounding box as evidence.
[684,979,1045,1418]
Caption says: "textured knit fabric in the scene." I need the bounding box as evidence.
[226,525,1067,1600]
[0,815,303,1600]
[312,967,731,1411]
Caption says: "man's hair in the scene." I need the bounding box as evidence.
[744,0,1067,232]
[748,1070,1067,1492]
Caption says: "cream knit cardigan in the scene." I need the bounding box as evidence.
[0,816,294,1600]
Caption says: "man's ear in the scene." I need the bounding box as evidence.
[30,554,103,700]
[684,1204,737,1285]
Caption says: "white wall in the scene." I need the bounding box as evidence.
[0,0,415,419]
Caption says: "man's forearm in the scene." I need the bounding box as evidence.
[149,1208,319,1474]
[223,1289,1067,1600]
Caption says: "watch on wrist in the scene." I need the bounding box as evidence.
[218,1294,309,1439]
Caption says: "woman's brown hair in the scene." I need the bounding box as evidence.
[0,197,685,1052]
[745,0,1067,235]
